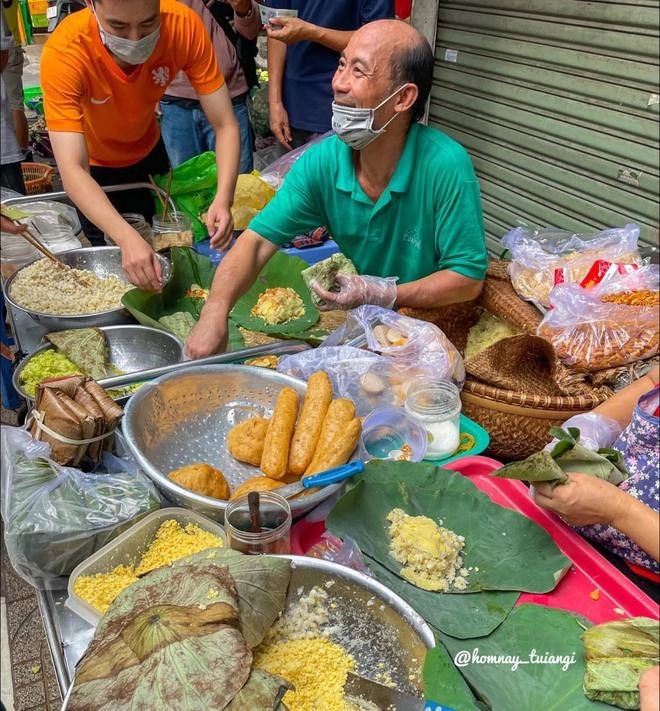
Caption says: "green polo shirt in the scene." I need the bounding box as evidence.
[250,123,487,283]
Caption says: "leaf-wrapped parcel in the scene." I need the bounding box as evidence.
[68,553,292,710]
[493,426,629,487]
[582,617,660,709]
[301,253,357,307]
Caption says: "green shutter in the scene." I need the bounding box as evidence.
[429,0,659,256]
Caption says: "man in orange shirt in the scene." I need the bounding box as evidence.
[41,0,240,291]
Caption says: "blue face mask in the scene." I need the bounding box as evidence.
[331,85,408,150]
[90,3,160,65]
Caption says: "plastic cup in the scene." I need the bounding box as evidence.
[225,492,291,555]
[359,406,428,462]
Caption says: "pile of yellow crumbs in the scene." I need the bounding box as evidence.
[254,638,356,711]
[72,520,223,613]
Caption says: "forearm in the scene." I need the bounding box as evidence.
[611,495,660,561]
[58,163,134,247]
[234,1,261,39]
[396,270,483,309]
[593,367,659,427]
[305,25,353,52]
[214,119,240,205]
[267,37,286,104]
[203,231,278,315]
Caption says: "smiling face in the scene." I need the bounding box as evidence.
[90,0,160,40]
[332,24,396,111]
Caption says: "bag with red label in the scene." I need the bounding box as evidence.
[537,265,659,372]
[500,223,642,308]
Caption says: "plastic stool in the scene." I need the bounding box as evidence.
[1,301,21,409]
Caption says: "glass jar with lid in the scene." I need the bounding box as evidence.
[0,233,40,284]
[151,212,193,252]
[104,213,153,246]
[405,379,462,460]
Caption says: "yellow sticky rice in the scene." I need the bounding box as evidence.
[72,520,223,613]
[19,350,81,397]
[250,287,305,325]
[386,508,468,592]
[254,638,355,711]
[464,311,521,360]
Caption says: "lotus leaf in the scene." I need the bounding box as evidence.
[226,668,292,710]
[69,562,252,710]
[230,251,320,335]
[45,328,108,379]
[122,247,246,350]
[493,427,628,488]
[582,617,659,709]
[174,548,291,648]
[366,555,519,639]
[441,605,612,711]
[423,644,483,711]
[327,461,571,594]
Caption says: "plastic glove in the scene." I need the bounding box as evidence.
[543,412,623,452]
[310,273,398,311]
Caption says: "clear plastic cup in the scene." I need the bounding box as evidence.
[359,406,428,462]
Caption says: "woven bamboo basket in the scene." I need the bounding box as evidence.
[399,263,610,460]
[21,162,55,195]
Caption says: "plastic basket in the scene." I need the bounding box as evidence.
[66,507,227,626]
[21,162,55,195]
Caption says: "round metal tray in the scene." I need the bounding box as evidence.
[3,246,170,331]
[12,325,185,405]
[122,364,347,520]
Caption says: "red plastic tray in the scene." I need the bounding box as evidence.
[290,455,658,624]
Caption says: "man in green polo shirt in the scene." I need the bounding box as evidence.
[186,18,487,357]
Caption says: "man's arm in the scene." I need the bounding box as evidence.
[266,17,353,52]
[186,230,278,357]
[267,35,292,149]
[396,270,484,308]
[230,0,261,39]
[197,86,240,249]
[48,131,163,291]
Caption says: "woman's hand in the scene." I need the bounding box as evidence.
[533,473,627,527]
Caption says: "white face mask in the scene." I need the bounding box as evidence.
[331,85,408,150]
[90,3,160,65]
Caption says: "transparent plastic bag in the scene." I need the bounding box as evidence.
[323,306,465,386]
[259,131,333,190]
[0,426,161,589]
[501,223,642,307]
[306,532,373,576]
[537,265,659,372]
[544,413,623,452]
[278,346,410,416]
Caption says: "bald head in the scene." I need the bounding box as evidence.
[351,20,434,122]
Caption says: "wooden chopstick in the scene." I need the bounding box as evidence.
[148,174,167,215]
[161,169,173,221]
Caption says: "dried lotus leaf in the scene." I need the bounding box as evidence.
[226,668,293,710]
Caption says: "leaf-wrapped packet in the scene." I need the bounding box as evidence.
[301,253,358,308]
[493,426,629,487]
[45,327,108,379]
[582,617,660,709]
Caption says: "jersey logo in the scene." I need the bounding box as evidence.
[151,66,170,87]
[90,96,111,105]
[402,226,421,249]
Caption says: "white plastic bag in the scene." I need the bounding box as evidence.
[323,306,465,386]
[0,426,161,589]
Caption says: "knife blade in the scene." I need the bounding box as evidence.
[344,672,424,710]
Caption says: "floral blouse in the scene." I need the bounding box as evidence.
[577,387,659,573]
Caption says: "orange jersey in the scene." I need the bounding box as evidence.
[41,0,224,167]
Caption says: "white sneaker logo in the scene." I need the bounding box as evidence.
[152,66,170,87]
[90,96,111,105]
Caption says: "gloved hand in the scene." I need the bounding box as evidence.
[310,273,398,311]
[544,412,623,452]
